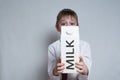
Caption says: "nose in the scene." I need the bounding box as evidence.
[67,23,71,26]
[66,23,71,26]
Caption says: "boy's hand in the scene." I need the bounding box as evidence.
[53,57,65,76]
[75,56,88,75]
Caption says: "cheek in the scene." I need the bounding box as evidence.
[57,25,61,32]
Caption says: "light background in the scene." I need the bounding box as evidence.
[0,0,120,80]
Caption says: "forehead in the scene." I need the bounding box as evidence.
[60,15,76,21]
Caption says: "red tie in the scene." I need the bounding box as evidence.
[62,73,67,80]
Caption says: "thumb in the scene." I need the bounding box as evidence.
[79,56,84,62]
[57,57,61,63]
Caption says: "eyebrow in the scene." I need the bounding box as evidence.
[60,19,76,21]
[60,20,65,21]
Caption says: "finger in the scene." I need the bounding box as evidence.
[57,70,64,74]
[57,66,65,71]
[57,63,64,67]
[75,62,84,66]
[79,56,84,62]
[75,64,83,70]
[76,68,84,73]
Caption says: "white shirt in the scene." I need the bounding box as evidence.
[48,39,92,80]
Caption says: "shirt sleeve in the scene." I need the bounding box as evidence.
[78,42,92,80]
[48,45,61,80]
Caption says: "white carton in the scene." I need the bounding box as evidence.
[61,26,80,73]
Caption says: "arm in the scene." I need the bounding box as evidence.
[53,57,65,76]
[48,45,65,80]
[76,42,92,80]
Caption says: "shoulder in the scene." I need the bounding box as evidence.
[48,39,60,50]
[80,40,91,48]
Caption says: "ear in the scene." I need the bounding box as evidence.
[77,23,79,26]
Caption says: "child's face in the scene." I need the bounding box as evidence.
[57,16,78,32]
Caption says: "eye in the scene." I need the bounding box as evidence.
[61,23,66,26]
[70,23,76,26]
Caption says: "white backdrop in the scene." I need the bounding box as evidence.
[0,0,120,80]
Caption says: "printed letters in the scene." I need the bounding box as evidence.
[66,40,74,70]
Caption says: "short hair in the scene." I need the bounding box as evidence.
[55,8,79,29]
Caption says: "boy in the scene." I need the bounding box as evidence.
[48,8,92,80]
